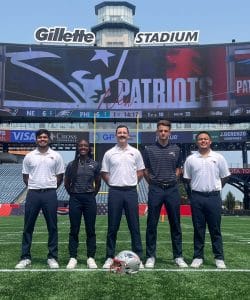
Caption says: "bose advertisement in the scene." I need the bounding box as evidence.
[0,43,249,121]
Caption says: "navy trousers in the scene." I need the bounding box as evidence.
[190,191,224,260]
[146,184,183,259]
[106,187,143,259]
[21,189,58,260]
[68,193,97,258]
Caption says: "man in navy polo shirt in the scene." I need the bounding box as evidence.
[143,120,188,268]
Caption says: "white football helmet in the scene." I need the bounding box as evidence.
[110,250,140,274]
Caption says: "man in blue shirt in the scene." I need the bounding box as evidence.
[144,120,188,268]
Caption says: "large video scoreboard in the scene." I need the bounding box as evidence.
[0,42,250,121]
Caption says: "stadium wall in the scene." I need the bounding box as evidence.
[0,203,192,217]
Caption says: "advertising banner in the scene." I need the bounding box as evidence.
[0,42,249,120]
[9,130,87,143]
[141,131,193,144]
[143,130,249,144]
[10,130,36,143]
[197,130,249,143]
[3,129,249,144]
[50,131,88,143]
[89,132,140,143]
[0,130,10,142]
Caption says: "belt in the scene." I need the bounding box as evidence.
[29,188,56,193]
[152,180,177,190]
[192,190,220,197]
[109,186,137,191]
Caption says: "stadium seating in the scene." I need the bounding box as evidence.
[0,164,26,203]
[56,184,70,202]
[57,179,149,204]
[96,181,109,203]
[0,163,149,204]
[138,179,148,203]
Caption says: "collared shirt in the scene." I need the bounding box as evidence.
[143,141,181,183]
[65,158,100,193]
[101,144,145,186]
[183,150,230,192]
[22,148,65,189]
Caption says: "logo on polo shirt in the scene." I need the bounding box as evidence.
[169,152,176,157]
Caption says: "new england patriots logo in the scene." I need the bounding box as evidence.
[5,47,128,109]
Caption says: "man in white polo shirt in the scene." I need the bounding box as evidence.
[101,125,145,269]
[183,131,230,269]
[15,129,64,269]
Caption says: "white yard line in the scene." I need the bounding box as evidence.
[0,268,250,273]
[1,240,250,244]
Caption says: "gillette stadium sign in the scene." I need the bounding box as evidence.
[34,27,199,45]
[34,27,95,44]
[134,30,200,45]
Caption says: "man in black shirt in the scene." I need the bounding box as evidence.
[143,120,188,268]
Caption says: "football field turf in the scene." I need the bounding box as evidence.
[0,215,250,299]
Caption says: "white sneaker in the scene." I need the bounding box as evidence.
[66,258,77,269]
[215,259,226,269]
[191,258,203,268]
[145,257,155,268]
[47,258,59,269]
[139,261,144,269]
[87,257,98,269]
[103,258,113,269]
[175,257,188,268]
[15,259,31,269]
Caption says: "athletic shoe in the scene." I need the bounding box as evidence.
[15,259,31,269]
[215,259,226,269]
[190,258,203,268]
[175,257,188,268]
[139,261,144,269]
[47,258,59,269]
[103,258,113,269]
[66,258,77,269]
[87,257,98,269]
[145,257,155,268]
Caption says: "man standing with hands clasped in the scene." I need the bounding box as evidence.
[101,125,145,269]
[183,131,230,269]
[143,120,188,268]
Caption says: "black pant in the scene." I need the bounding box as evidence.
[190,191,224,260]
[146,184,183,259]
[106,187,143,259]
[21,189,58,260]
[68,193,97,258]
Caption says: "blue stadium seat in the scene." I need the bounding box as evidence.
[0,164,149,204]
[0,164,26,203]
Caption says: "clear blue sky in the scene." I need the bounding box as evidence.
[0,0,249,45]
[1,0,249,201]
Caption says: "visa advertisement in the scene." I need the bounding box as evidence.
[6,130,87,143]
[0,42,249,120]
[0,130,249,144]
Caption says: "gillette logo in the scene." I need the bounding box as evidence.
[34,27,95,44]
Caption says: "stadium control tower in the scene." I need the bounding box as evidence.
[91,1,139,47]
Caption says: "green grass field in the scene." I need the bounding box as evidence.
[0,215,250,300]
